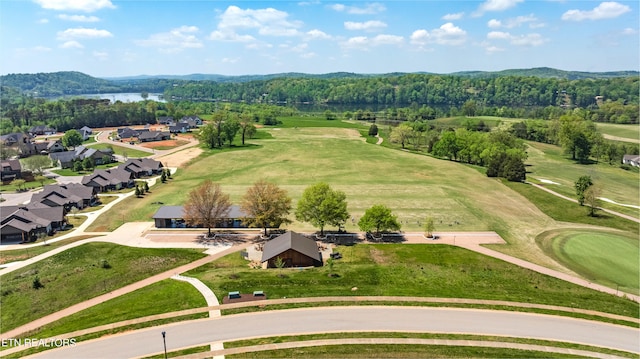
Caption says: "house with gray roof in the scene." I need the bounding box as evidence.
[1,159,22,182]
[623,154,640,167]
[30,183,97,210]
[261,231,323,268]
[138,131,171,142]
[81,167,135,192]
[152,205,250,228]
[0,206,64,243]
[119,158,163,178]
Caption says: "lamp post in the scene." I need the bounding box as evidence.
[161,331,167,359]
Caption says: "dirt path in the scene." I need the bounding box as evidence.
[375,134,383,145]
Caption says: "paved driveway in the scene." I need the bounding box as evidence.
[25,307,639,358]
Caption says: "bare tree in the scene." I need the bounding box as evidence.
[241,179,292,236]
[584,185,602,217]
[183,180,231,237]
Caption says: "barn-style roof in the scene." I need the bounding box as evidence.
[261,231,321,263]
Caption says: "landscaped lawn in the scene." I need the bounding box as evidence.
[0,243,205,332]
[537,229,639,295]
[187,244,638,319]
[86,142,151,158]
[51,162,120,176]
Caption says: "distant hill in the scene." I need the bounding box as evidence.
[1,68,637,98]
[451,67,639,79]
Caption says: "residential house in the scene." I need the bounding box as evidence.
[28,125,57,136]
[32,140,65,155]
[81,167,135,192]
[169,122,190,134]
[119,158,164,178]
[49,146,114,168]
[30,183,97,210]
[79,126,93,140]
[116,127,149,140]
[152,205,250,229]
[157,116,175,125]
[180,115,202,128]
[261,231,323,268]
[0,132,31,146]
[138,131,171,142]
[1,159,22,182]
[0,206,64,243]
[622,154,640,167]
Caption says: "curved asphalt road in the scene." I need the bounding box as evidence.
[25,306,639,358]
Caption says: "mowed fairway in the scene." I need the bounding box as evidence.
[538,229,639,295]
[110,125,570,268]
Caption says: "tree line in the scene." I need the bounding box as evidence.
[184,180,405,237]
[163,74,638,121]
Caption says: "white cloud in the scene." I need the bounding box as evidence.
[488,14,541,29]
[344,20,387,31]
[290,43,308,52]
[562,2,630,21]
[60,40,83,48]
[410,23,467,46]
[56,27,112,40]
[341,34,403,50]
[92,50,108,60]
[443,12,464,21]
[300,52,316,59]
[209,31,255,42]
[135,26,203,53]
[222,57,240,63]
[33,0,115,12]
[37,18,49,24]
[487,31,547,46]
[329,3,386,14]
[474,0,523,16]
[485,45,504,53]
[622,27,638,35]
[305,29,331,40]
[58,14,100,22]
[216,5,302,37]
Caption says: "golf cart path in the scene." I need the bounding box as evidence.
[528,182,640,223]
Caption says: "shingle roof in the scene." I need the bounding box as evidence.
[261,231,321,263]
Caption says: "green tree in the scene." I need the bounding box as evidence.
[62,129,83,148]
[21,155,51,175]
[295,182,349,236]
[241,179,292,236]
[368,124,378,136]
[574,175,593,206]
[0,146,19,160]
[221,118,240,147]
[73,160,83,172]
[35,175,47,187]
[358,204,401,234]
[144,182,150,192]
[389,124,413,149]
[432,131,460,160]
[11,178,26,191]
[134,186,141,198]
[424,216,435,238]
[82,156,95,171]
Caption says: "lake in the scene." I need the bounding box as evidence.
[73,93,166,103]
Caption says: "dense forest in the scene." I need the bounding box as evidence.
[0,69,638,134]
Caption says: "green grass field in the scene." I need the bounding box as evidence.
[596,122,640,141]
[525,141,640,217]
[537,229,639,295]
[187,244,638,318]
[86,142,151,158]
[0,243,205,332]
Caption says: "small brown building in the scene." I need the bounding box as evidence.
[261,231,323,268]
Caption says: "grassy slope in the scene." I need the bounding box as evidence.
[0,243,205,333]
[90,123,570,267]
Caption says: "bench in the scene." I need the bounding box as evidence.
[228,291,240,299]
[253,290,265,297]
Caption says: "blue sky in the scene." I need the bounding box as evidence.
[1,0,638,77]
